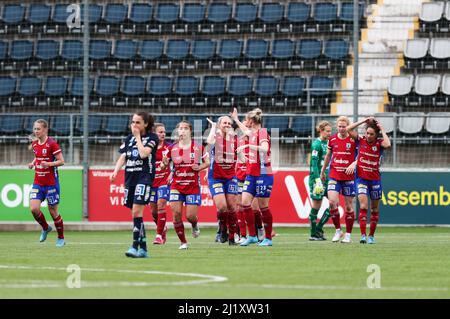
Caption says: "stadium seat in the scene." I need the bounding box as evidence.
[61,39,83,62]
[217,39,243,69]
[79,4,103,24]
[440,74,450,106]
[26,4,51,34]
[340,2,365,31]
[103,115,129,135]
[34,40,59,70]
[23,115,50,134]
[425,112,450,134]
[202,76,225,97]
[75,115,104,135]
[47,3,73,34]
[412,74,440,106]
[429,38,450,70]
[388,75,414,107]
[44,77,68,106]
[119,76,146,107]
[158,116,183,136]
[264,116,290,135]
[374,112,396,134]
[18,76,41,98]
[2,4,25,27]
[126,3,153,34]
[140,40,164,69]
[206,3,232,33]
[256,2,284,32]
[103,4,128,24]
[404,38,430,70]
[232,3,257,33]
[244,39,269,69]
[0,76,16,106]
[51,115,74,136]
[155,3,179,33]
[89,40,112,69]
[147,76,172,107]
[310,76,335,108]
[113,40,138,70]
[0,40,8,64]
[66,76,94,107]
[254,76,279,107]
[419,2,445,33]
[185,115,208,133]
[191,40,216,69]
[174,76,199,106]
[398,112,425,134]
[227,75,252,106]
[291,116,313,137]
[270,39,295,69]
[166,40,189,68]
[296,39,321,70]
[11,40,33,62]
[93,76,120,107]
[322,39,349,71]
[283,2,310,33]
[0,115,23,135]
[313,2,338,32]
[181,3,205,33]
[280,76,306,107]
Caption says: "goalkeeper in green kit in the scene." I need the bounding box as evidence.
[308,121,332,241]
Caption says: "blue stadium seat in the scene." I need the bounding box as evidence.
[203,76,226,96]
[272,39,295,59]
[323,39,349,71]
[0,41,8,62]
[191,40,216,68]
[286,2,310,23]
[313,2,338,32]
[182,3,205,23]
[28,4,51,24]
[264,116,290,135]
[11,40,33,61]
[254,76,279,107]
[246,39,269,60]
[62,40,83,61]
[52,4,72,24]
[69,77,94,97]
[155,3,179,33]
[207,3,232,23]
[148,76,172,96]
[257,2,284,32]
[296,39,322,70]
[96,76,119,96]
[122,76,145,96]
[24,115,50,134]
[130,3,153,24]
[158,116,183,135]
[51,115,73,136]
[45,76,68,97]
[2,4,25,25]
[75,115,104,135]
[0,76,16,106]
[114,40,138,60]
[104,4,127,24]
[185,116,208,133]
[80,4,103,24]
[280,76,306,108]
[175,76,199,96]
[166,39,189,61]
[0,115,23,135]
[310,76,335,108]
[340,2,365,22]
[90,40,111,60]
[217,39,242,69]
[228,76,252,106]
[36,40,59,61]
[234,3,257,23]
[18,76,41,97]
[291,116,313,136]
[141,40,164,62]
[104,116,129,135]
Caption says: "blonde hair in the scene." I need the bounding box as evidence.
[247,108,263,125]
[217,116,232,126]
[316,120,331,134]
[176,120,192,132]
[336,116,350,126]
[154,122,165,131]
[34,119,48,129]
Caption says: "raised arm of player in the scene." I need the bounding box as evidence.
[346,117,373,140]
[320,148,332,181]
[377,121,391,149]
[206,118,217,145]
[110,153,126,182]
[230,108,251,137]
[132,127,152,159]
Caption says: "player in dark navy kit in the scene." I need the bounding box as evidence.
[28,119,66,247]
[110,112,158,258]
[206,116,239,245]
[347,117,391,244]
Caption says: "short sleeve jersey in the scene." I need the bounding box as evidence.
[208,133,237,180]
[119,133,158,187]
[152,141,172,188]
[246,128,272,176]
[310,138,329,179]
[32,137,62,186]
[167,142,207,194]
[357,136,384,181]
[328,134,357,181]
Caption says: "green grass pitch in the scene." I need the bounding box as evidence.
[0,227,449,299]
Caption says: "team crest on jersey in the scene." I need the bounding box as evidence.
[42,149,47,155]
[372,146,378,151]
[346,143,351,149]
[132,149,139,157]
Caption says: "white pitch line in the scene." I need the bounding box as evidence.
[0,264,228,288]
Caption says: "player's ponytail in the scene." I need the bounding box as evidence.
[247,108,263,125]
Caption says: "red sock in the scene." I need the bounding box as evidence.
[330,208,341,230]
[227,211,237,240]
[243,205,256,237]
[52,215,64,239]
[173,221,187,244]
[237,210,247,237]
[218,211,228,233]
[254,210,263,229]
[33,211,49,231]
[369,210,379,236]
[156,208,167,236]
[359,209,368,236]
[345,211,355,234]
[260,207,273,240]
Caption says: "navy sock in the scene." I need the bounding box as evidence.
[132,217,142,250]
[139,220,147,251]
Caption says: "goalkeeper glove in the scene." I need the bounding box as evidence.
[313,178,324,195]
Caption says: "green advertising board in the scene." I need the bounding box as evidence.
[380,172,450,224]
[0,169,82,221]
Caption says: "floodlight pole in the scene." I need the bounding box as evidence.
[82,0,90,219]
[353,0,359,122]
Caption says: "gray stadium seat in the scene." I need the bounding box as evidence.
[404,38,429,61]
[388,75,414,96]
[398,112,425,134]
[374,112,396,134]
[420,2,444,23]
[425,112,450,134]
[441,74,450,96]
[414,74,440,96]
[429,38,450,59]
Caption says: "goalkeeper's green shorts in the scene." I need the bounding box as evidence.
[309,179,328,201]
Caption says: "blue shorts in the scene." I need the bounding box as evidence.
[356,178,383,200]
[243,175,274,198]
[237,179,245,195]
[208,177,238,197]
[169,189,201,206]
[29,184,60,206]
[150,185,170,203]
[327,178,356,197]
[124,184,151,209]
